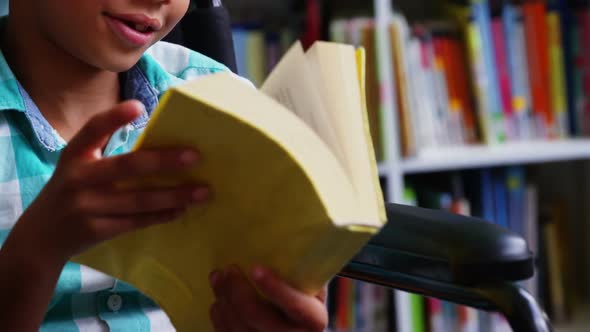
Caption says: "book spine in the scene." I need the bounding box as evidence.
[503,4,534,140]
[473,0,507,144]
[442,37,468,145]
[448,38,478,144]
[432,37,456,146]
[361,21,385,162]
[390,16,418,156]
[506,166,526,236]
[492,169,509,229]
[523,2,555,138]
[416,30,445,149]
[576,8,590,135]
[491,17,516,140]
[557,0,579,136]
[547,11,570,138]
[408,33,437,150]
[428,298,445,332]
[409,294,426,332]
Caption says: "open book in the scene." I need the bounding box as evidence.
[73,41,386,332]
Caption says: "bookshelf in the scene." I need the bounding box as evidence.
[371,1,590,331]
[387,138,590,174]
[225,0,590,330]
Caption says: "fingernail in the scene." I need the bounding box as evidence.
[137,102,146,113]
[193,187,210,201]
[252,267,265,281]
[180,150,199,164]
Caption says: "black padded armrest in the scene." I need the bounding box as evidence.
[347,204,534,285]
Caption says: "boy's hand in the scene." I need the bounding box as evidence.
[209,266,328,332]
[10,100,209,265]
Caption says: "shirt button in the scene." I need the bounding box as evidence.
[107,294,123,312]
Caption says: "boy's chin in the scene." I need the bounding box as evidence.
[97,54,145,73]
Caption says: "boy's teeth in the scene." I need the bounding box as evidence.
[135,24,148,32]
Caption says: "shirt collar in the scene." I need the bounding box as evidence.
[0,16,162,151]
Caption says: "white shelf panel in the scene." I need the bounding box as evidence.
[400,139,590,174]
[378,162,389,176]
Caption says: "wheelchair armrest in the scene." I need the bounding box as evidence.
[347,204,534,285]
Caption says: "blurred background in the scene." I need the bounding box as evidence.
[222,0,590,331]
[2,0,589,331]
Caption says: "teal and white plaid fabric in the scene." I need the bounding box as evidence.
[0,28,229,330]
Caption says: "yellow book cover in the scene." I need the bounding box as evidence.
[72,41,386,332]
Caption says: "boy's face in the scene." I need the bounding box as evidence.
[32,0,190,72]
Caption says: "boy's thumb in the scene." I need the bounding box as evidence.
[64,100,144,160]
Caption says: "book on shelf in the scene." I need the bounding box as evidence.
[327,276,393,331]
[329,17,385,162]
[538,196,578,323]
[400,166,541,332]
[332,0,590,159]
[71,41,386,331]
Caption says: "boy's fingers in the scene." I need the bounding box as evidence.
[220,266,296,332]
[94,208,186,239]
[213,301,255,332]
[251,267,327,331]
[76,185,209,216]
[65,100,144,161]
[210,302,232,332]
[71,148,200,187]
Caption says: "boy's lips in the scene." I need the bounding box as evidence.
[103,13,161,48]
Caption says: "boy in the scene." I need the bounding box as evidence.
[0,1,328,331]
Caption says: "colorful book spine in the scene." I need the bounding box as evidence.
[491,17,516,140]
[361,21,384,162]
[493,169,509,229]
[447,38,478,144]
[507,166,526,236]
[523,1,555,138]
[447,2,503,145]
[428,298,445,332]
[432,37,459,146]
[503,4,533,140]
[481,169,495,222]
[391,15,418,156]
[442,36,470,145]
[547,10,570,137]
[414,28,444,150]
[472,0,507,144]
[555,0,578,136]
[575,8,590,135]
[335,277,352,329]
